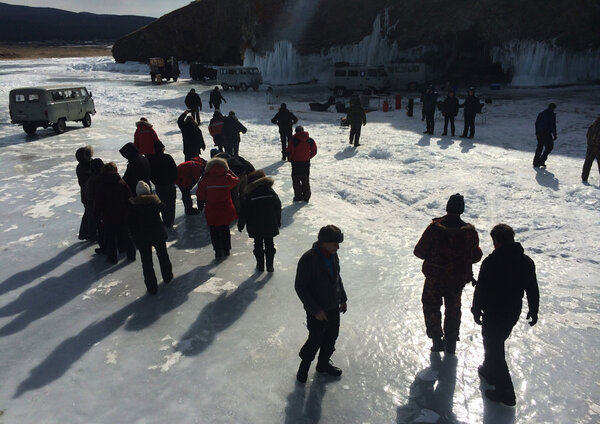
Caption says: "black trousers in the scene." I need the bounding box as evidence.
[425,111,435,133]
[443,116,455,135]
[190,107,200,124]
[104,224,135,262]
[462,114,475,137]
[224,142,240,157]
[209,225,231,253]
[155,184,176,226]
[482,321,516,398]
[582,144,600,181]
[350,124,362,146]
[279,129,292,155]
[533,132,554,166]
[136,240,172,293]
[299,309,340,365]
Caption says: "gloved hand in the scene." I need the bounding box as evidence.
[526,311,538,326]
[197,200,205,211]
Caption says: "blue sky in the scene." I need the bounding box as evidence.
[3,1,192,18]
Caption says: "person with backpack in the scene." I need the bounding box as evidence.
[271,103,298,160]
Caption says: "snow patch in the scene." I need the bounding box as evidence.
[193,277,238,294]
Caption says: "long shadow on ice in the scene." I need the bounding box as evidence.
[0,254,128,337]
[534,168,559,191]
[168,214,212,251]
[396,353,465,424]
[262,160,287,177]
[0,242,87,296]
[284,377,334,424]
[281,202,307,229]
[13,264,215,398]
[176,272,272,357]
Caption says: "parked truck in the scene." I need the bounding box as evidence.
[149,57,180,84]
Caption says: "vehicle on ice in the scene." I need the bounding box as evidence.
[9,86,96,135]
[149,57,180,84]
[328,62,389,96]
[384,62,427,91]
[190,62,217,81]
[216,66,262,91]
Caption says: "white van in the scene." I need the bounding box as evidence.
[9,86,96,135]
[385,62,427,90]
[327,63,390,96]
[216,66,263,91]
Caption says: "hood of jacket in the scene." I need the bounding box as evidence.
[119,142,140,161]
[75,145,93,163]
[293,131,310,143]
[130,194,161,206]
[490,242,525,261]
[205,157,229,174]
[244,176,274,194]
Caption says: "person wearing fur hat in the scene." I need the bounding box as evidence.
[184,88,202,123]
[271,103,298,161]
[295,225,348,383]
[178,110,206,161]
[129,181,173,295]
[148,140,178,227]
[196,157,239,259]
[208,111,226,152]
[287,125,317,202]
[414,194,483,354]
[75,145,94,241]
[134,117,159,155]
[119,142,151,196]
[237,170,282,272]
[222,111,247,157]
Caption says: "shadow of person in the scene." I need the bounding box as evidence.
[284,375,334,424]
[281,202,307,228]
[534,168,559,191]
[459,139,475,153]
[262,160,287,177]
[417,135,431,146]
[334,146,358,160]
[284,383,307,424]
[396,353,465,424]
[0,242,87,296]
[168,213,212,251]
[437,138,454,150]
[481,379,516,424]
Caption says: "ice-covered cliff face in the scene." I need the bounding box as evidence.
[491,40,600,87]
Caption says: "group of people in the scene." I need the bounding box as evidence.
[421,86,481,138]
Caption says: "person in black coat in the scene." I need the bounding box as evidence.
[422,86,438,134]
[184,88,202,123]
[75,145,94,241]
[460,87,480,138]
[533,103,557,168]
[94,162,136,264]
[83,157,104,249]
[119,142,151,196]
[441,90,459,136]
[148,140,178,227]
[238,170,282,272]
[471,224,539,406]
[222,111,247,157]
[294,225,348,383]
[129,181,173,295]
[178,110,206,161]
[209,86,226,111]
[271,103,298,160]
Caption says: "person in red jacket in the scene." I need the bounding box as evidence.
[134,117,159,155]
[175,156,207,215]
[287,125,317,202]
[196,157,239,259]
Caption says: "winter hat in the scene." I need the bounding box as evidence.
[318,225,344,244]
[136,181,151,196]
[281,103,287,109]
[247,169,266,184]
[446,193,465,214]
[190,88,195,93]
[136,117,152,127]
[228,111,236,116]
[90,158,104,173]
[295,125,304,133]
[210,148,219,158]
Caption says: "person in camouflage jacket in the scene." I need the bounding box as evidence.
[414,194,482,354]
[582,117,600,183]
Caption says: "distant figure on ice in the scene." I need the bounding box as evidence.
[582,116,600,183]
[85,158,105,253]
[195,157,239,260]
[134,117,159,155]
[184,88,202,123]
[422,86,438,135]
[222,111,247,157]
[129,181,173,295]
[460,88,480,139]
[471,224,539,406]
[287,125,317,202]
[271,103,298,161]
[175,156,206,215]
[209,86,226,112]
[533,103,557,168]
[148,140,178,227]
[346,96,367,147]
[295,225,347,383]
[75,145,94,241]
[238,170,282,272]
[414,194,483,354]
[119,142,151,196]
[208,111,226,152]
[178,110,205,161]
[441,89,459,136]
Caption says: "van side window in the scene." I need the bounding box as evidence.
[360,70,366,77]
[335,70,346,77]
[52,91,64,101]
[348,70,358,77]
[15,94,26,103]
[80,88,88,97]
[69,90,78,99]
[28,94,40,102]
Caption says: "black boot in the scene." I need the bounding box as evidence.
[485,389,516,406]
[296,360,311,383]
[444,338,456,354]
[265,249,275,273]
[478,365,496,385]
[254,248,265,272]
[316,360,342,377]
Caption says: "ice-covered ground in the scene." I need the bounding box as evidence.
[0,57,599,424]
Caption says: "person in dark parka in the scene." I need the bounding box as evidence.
[533,103,557,168]
[472,224,539,406]
[422,86,438,135]
[582,116,600,183]
[119,142,151,196]
[271,103,298,160]
[83,157,104,249]
[148,140,178,227]
[209,86,226,111]
[178,110,206,161]
[295,225,348,383]
[184,88,202,123]
[441,90,459,136]
[460,87,480,138]
[222,111,247,157]
[129,181,173,295]
[238,170,282,272]
[346,97,367,147]
[94,162,136,264]
[75,145,94,241]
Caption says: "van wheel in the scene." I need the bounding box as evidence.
[82,112,92,127]
[240,83,248,91]
[222,83,229,91]
[335,87,345,97]
[53,118,66,134]
[23,124,36,135]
